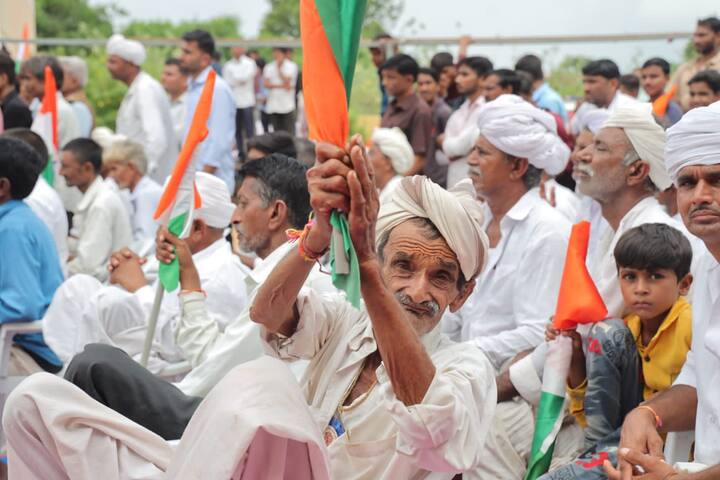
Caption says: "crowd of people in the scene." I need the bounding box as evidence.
[1,14,720,480]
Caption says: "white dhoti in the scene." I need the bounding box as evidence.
[4,357,331,479]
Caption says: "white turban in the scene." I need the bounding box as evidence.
[476,94,570,175]
[376,176,489,282]
[193,172,236,229]
[577,109,610,135]
[665,101,720,182]
[602,103,672,191]
[91,127,127,150]
[106,34,146,66]
[371,127,414,175]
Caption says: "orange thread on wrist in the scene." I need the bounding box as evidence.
[637,405,663,429]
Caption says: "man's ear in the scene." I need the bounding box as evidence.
[626,160,650,187]
[268,200,289,230]
[449,278,476,313]
[510,157,530,182]
[0,177,11,200]
[678,273,693,296]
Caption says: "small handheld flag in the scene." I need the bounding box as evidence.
[300,0,367,308]
[14,23,30,75]
[525,222,607,480]
[31,66,59,186]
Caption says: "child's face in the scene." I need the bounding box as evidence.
[619,267,691,321]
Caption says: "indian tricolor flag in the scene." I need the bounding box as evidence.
[525,221,608,480]
[153,69,217,292]
[300,0,367,308]
[14,23,30,75]
[31,66,58,186]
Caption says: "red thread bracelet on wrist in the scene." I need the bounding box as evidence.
[637,405,663,429]
[286,216,329,263]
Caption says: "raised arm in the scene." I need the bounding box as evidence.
[249,143,351,336]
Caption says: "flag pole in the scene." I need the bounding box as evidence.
[140,282,165,367]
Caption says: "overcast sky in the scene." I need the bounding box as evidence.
[95,0,719,71]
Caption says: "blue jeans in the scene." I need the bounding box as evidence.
[540,319,643,479]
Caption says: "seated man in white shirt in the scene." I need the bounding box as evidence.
[1,128,69,272]
[42,171,243,373]
[442,94,572,372]
[60,138,133,281]
[605,102,720,479]
[368,127,413,204]
[3,139,496,479]
[102,138,162,249]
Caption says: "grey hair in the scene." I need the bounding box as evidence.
[505,154,542,189]
[59,56,88,87]
[102,139,148,175]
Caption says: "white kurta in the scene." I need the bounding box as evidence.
[129,176,162,244]
[116,71,178,184]
[441,190,571,371]
[223,55,257,109]
[43,238,248,372]
[174,241,335,397]
[261,288,496,479]
[25,176,69,274]
[440,96,485,188]
[67,176,133,281]
[534,178,580,224]
[675,249,720,465]
[589,196,679,318]
[263,60,298,114]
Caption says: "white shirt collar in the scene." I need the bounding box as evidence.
[77,176,105,212]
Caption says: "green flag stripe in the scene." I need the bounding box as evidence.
[524,391,566,480]
[314,0,367,102]
[158,211,188,292]
[42,153,54,186]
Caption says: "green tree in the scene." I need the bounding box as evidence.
[123,16,242,40]
[547,55,593,98]
[36,0,120,40]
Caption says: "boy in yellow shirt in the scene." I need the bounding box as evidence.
[541,223,693,479]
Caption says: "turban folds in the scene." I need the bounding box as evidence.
[577,109,610,135]
[476,94,570,175]
[106,34,146,66]
[190,172,235,229]
[665,101,720,182]
[376,176,489,282]
[371,127,414,175]
[603,103,672,191]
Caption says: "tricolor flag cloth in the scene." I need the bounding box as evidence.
[14,23,30,75]
[31,66,58,186]
[524,221,608,480]
[153,69,217,292]
[300,0,367,308]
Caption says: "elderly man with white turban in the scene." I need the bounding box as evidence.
[369,127,414,203]
[106,34,178,184]
[3,138,496,479]
[42,172,245,373]
[604,101,720,480]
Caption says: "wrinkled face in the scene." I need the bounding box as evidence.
[583,75,616,107]
[676,164,720,246]
[688,81,720,109]
[619,267,687,322]
[570,129,594,165]
[180,41,207,75]
[484,73,511,101]
[416,72,439,103]
[17,67,44,99]
[381,68,413,97]
[380,220,472,336]
[572,127,628,201]
[640,65,668,100]
[161,64,186,96]
[455,64,481,96]
[467,135,514,198]
[231,177,272,254]
[107,161,137,190]
[106,55,133,81]
[693,25,718,56]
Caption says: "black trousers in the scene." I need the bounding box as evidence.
[234,107,255,160]
[269,111,296,135]
[64,343,202,440]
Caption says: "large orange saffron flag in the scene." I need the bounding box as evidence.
[553,221,608,330]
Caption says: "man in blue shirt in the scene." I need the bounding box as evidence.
[0,137,63,372]
[179,29,237,194]
[516,54,569,125]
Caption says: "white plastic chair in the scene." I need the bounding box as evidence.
[0,321,44,444]
[664,430,695,465]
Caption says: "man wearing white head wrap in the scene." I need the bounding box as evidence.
[106,34,178,184]
[43,171,245,373]
[5,142,495,479]
[442,93,571,369]
[607,101,720,478]
[369,127,414,204]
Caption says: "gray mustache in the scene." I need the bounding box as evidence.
[395,292,440,317]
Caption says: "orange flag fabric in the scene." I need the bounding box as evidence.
[553,221,608,330]
[652,84,678,117]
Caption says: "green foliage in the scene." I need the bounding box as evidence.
[547,55,593,98]
[36,0,119,40]
[123,16,242,40]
